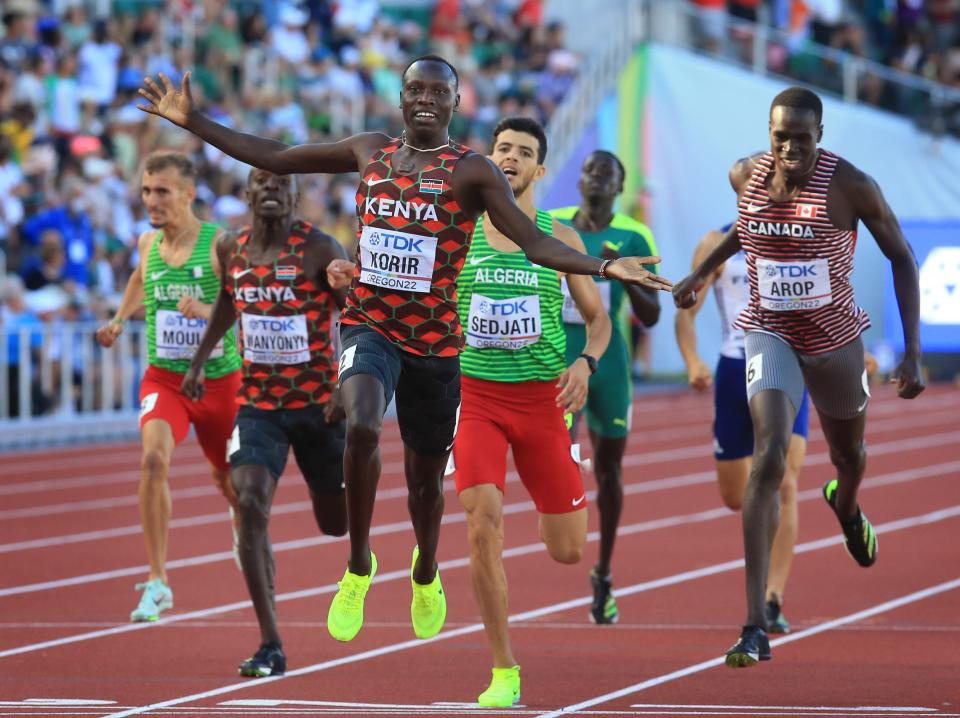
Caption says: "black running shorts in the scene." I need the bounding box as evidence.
[229,404,345,494]
[338,323,461,456]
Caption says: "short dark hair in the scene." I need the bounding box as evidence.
[403,54,459,89]
[143,151,196,182]
[771,86,823,123]
[588,150,626,183]
[491,116,548,164]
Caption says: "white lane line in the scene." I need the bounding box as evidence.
[1,455,956,598]
[13,504,956,718]
[535,577,960,718]
[628,706,937,712]
[0,390,952,498]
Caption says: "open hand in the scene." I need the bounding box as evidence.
[138,71,195,127]
[605,257,672,292]
[555,358,591,413]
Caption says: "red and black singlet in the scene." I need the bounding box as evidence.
[228,220,337,409]
[340,139,476,357]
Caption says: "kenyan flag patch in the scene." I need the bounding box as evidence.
[419,179,444,195]
[276,265,297,280]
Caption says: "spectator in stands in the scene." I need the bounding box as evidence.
[0,273,50,417]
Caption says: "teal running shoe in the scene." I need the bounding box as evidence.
[130,579,173,622]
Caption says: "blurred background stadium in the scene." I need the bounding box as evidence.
[1,0,958,448]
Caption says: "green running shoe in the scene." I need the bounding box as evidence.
[130,579,173,622]
[823,479,878,567]
[410,545,446,639]
[478,665,521,707]
[327,551,377,642]
[589,570,619,624]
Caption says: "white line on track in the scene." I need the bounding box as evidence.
[3,412,957,528]
[96,541,960,718]
[0,501,952,717]
[1,455,956,598]
[534,578,960,718]
[0,389,952,498]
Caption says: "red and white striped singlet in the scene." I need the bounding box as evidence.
[734,150,870,355]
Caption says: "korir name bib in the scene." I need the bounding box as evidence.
[560,279,611,324]
[241,313,309,365]
[155,309,223,360]
[756,258,832,311]
[358,226,437,293]
[466,293,542,350]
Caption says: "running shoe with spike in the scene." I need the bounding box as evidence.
[589,570,619,624]
[130,579,173,622]
[411,545,446,639]
[478,665,521,707]
[327,551,377,642]
[823,479,878,567]
[238,642,286,677]
[765,600,791,634]
[725,625,771,668]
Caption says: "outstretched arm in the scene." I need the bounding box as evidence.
[848,170,924,399]
[673,157,756,308]
[453,155,672,291]
[138,72,385,175]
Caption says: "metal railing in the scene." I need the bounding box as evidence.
[651,0,960,135]
[0,321,148,449]
[538,0,647,204]
[542,0,960,197]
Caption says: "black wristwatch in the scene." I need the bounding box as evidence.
[578,353,598,374]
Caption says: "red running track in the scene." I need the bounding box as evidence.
[0,384,958,717]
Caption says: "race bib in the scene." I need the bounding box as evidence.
[756,258,832,311]
[155,309,223,360]
[241,313,309,365]
[466,293,541,350]
[561,278,611,324]
[358,226,437,293]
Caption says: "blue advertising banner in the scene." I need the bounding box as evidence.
[884,221,960,352]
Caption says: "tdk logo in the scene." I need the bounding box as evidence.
[489,299,529,315]
[248,318,297,332]
[765,265,817,278]
[371,232,424,253]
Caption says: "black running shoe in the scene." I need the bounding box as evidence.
[238,643,286,677]
[725,625,771,668]
[823,479,878,567]
[765,600,791,634]
[589,570,619,624]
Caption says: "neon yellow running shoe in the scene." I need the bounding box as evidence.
[478,665,521,707]
[410,545,446,639]
[327,551,377,642]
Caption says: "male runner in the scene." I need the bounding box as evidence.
[453,117,611,707]
[675,224,809,633]
[138,55,671,643]
[550,150,661,624]
[96,150,242,622]
[182,169,349,677]
[673,87,924,666]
